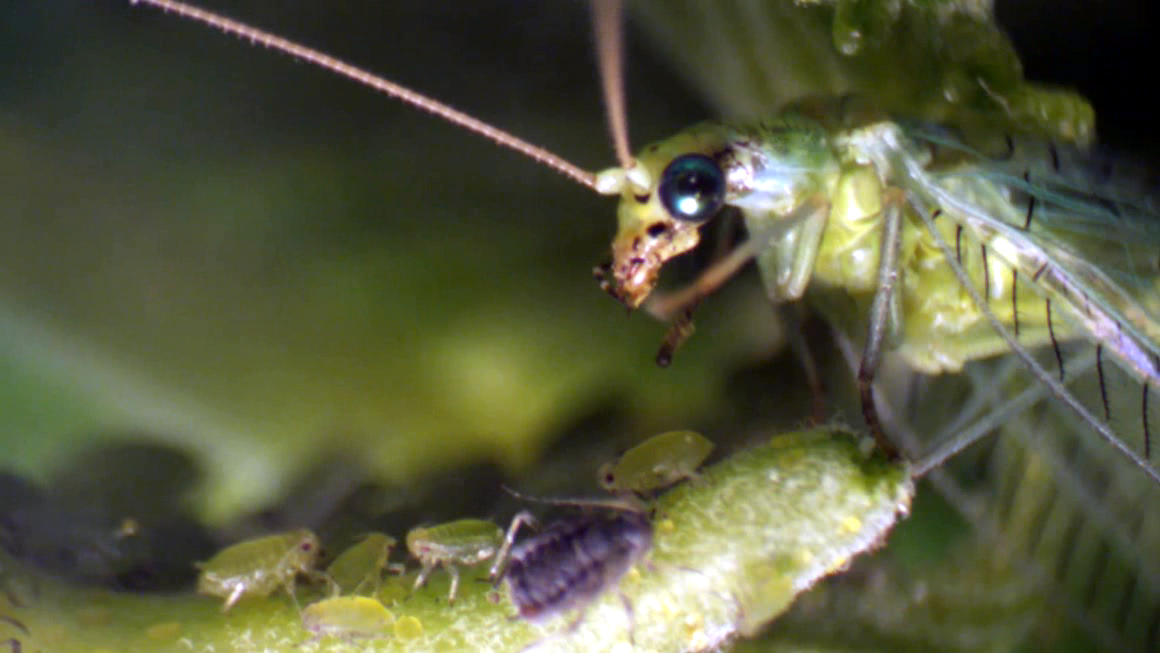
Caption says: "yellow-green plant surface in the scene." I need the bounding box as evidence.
[0,428,911,653]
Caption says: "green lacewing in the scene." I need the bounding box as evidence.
[130,0,1160,487]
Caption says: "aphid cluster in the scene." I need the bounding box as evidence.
[479,430,715,631]
[190,430,712,645]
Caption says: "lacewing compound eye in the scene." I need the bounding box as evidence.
[659,154,726,223]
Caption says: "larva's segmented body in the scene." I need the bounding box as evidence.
[491,507,652,623]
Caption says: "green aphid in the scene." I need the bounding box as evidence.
[325,532,403,595]
[195,528,320,612]
[598,430,715,494]
[300,595,394,641]
[405,519,503,604]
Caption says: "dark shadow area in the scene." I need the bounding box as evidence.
[1,437,214,591]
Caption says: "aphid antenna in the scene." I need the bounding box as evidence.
[130,0,603,190]
[499,485,645,514]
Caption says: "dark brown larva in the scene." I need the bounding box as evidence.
[494,509,652,622]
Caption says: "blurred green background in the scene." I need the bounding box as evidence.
[2,1,796,525]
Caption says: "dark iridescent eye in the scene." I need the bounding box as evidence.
[658,154,725,223]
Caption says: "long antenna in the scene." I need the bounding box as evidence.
[131,0,598,189]
[591,0,634,170]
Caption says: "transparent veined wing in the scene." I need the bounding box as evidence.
[888,123,1160,476]
[905,122,1160,367]
[917,355,1160,652]
[991,388,1160,651]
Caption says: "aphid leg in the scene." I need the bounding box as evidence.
[489,511,538,582]
[283,577,303,612]
[444,564,461,604]
[618,592,636,645]
[412,562,435,592]
[315,571,341,597]
[563,607,591,637]
[349,574,371,597]
[363,563,405,596]
[2,638,21,653]
[680,469,707,488]
[223,584,245,613]
[856,190,906,461]
[517,607,593,653]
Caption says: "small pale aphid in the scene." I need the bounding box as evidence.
[598,430,714,494]
[325,532,402,595]
[196,528,320,612]
[405,518,506,604]
[300,595,394,641]
[489,500,652,629]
